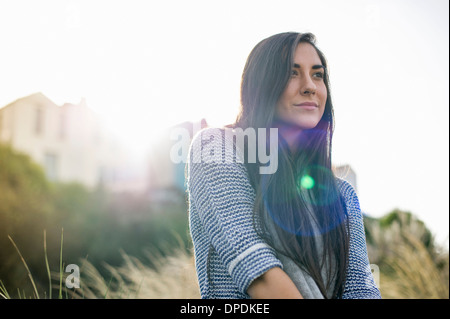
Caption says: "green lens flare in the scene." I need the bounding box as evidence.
[300,175,315,189]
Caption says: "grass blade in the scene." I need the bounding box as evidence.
[43,230,52,299]
[104,276,113,299]
[59,228,64,299]
[8,235,40,299]
[0,280,11,299]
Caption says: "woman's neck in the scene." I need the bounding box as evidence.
[273,121,303,153]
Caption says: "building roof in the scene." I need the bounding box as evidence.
[0,92,59,112]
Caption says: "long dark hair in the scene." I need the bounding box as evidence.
[232,32,350,298]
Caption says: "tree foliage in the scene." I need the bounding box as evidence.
[0,144,54,291]
[0,143,190,297]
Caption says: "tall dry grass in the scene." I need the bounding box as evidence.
[378,232,449,299]
[74,247,200,299]
[3,234,448,299]
[364,210,449,299]
[2,211,448,299]
[72,233,448,299]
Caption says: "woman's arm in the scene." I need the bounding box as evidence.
[247,267,304,299]
[338,179,382,299]
[188,128,284,297]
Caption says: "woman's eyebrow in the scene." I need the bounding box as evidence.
[293,63,326,70]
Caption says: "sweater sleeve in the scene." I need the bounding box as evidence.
[187,128,283,295]
[338,179,382,299]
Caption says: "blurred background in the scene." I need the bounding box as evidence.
[0,0,448,299]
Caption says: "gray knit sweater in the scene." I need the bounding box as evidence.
[187,127,381,299]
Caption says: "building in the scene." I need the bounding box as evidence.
[0,92,128,189]
[333,164,358,193]
[147,118,208,201]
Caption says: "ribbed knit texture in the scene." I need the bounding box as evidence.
[187,127,381,299]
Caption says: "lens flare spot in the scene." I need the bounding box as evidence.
[300,174,315,189]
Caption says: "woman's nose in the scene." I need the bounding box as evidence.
[300,75,316,95]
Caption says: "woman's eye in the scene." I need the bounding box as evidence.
[313,72,324,79]
[291,70,299,77]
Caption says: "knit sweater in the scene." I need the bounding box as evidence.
[187,127,381,299]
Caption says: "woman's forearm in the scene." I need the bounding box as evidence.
[247,266,304,299]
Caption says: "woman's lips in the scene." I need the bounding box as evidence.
[294,102,318,109]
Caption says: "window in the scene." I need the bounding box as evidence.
[59,112,66,140]
[35,108,44,135]
[44,152,58,181]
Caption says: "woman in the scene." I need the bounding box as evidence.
[187,32,381,299]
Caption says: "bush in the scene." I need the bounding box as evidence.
[0,143,190,298]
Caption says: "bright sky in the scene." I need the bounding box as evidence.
[0,0,448,247]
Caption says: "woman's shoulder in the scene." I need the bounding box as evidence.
[335,177,362,218]
[335,177,358,198]
[189,126,245,164]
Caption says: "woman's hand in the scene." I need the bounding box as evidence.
[247,266,304,299]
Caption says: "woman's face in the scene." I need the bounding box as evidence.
[275,42,327,131]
